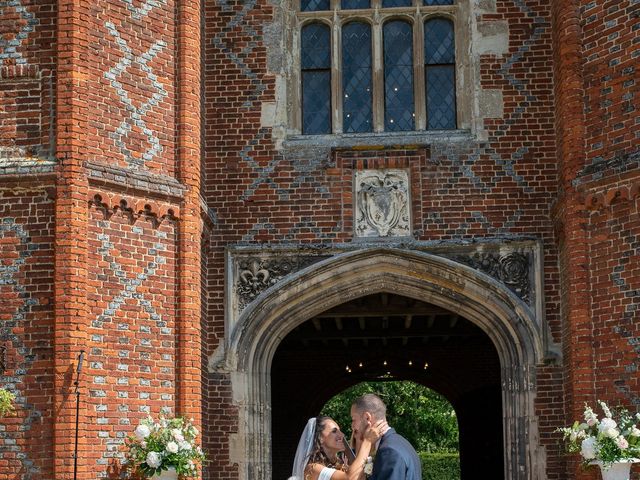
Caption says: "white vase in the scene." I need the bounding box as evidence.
[153,467,178,480]
[591,459,639,480]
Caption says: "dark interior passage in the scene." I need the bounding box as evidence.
[271,293,503,479]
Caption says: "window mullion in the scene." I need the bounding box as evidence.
[372,15,384,132]
[333,16,343,133]
[413,10,426,130]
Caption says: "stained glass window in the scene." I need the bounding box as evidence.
[425,18,456,129]
[383,20,414,131]
[342,22,373,133]
[302,23,332,134]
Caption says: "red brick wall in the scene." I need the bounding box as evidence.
[0,185,55,479]
[83,207,178,476]
[0,0,56,158]
[581,0,640,169]
[81,0,176,175]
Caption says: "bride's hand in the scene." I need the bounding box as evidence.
[363,419,388,443]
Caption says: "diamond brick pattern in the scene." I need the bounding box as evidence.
[425,18,455,64]
[0,0,39,66]
[104,21,168,168]
[426,65,456,129]
[342,22,372,133]
[0,218,43,477]
[384,21,414,131]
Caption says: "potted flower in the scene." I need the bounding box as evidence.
[126,415,205,479]
[557,400,640,480]
[0,388,16,417]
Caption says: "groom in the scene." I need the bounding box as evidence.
[350,394,421,480]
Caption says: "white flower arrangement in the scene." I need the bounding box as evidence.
[557,400,640,468]
[363,456,374,477]
[126,415,205,478]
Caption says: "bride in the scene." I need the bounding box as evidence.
[288,415,386,480]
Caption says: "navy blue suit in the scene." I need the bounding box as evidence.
[369,428,421,480]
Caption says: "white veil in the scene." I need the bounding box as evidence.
[288,417,316,480]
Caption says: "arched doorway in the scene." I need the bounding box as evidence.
[271,293,502,479]
[221,248,546,480]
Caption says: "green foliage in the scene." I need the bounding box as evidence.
[321,381,459,453]
[126,416,205,478]
[0,389,15,417]
[419,452,460,480]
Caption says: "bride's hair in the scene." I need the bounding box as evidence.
[305,415,345,473]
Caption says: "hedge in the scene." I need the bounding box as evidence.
[419,452,460,480]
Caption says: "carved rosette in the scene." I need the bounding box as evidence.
[448,252,532,304]
[355,169,411,238]
[235,256,328,310]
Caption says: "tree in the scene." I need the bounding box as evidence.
[321,381,459,453]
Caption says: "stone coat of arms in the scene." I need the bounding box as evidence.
[355,169,411,237]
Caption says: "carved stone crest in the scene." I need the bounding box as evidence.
[355,169,411,238]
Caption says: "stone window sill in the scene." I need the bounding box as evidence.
[282,129,474,149]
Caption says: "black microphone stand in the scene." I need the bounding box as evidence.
[73,350,85,480]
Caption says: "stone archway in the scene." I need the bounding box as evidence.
[220,248,546,480]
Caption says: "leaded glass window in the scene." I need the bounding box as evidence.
[342,22,373,133]
[301,23,331,134]
[384,21,414,131]
[297,0,459,134]
[424,18,456,129]
[301,0,329,12]
[342,0,370,9]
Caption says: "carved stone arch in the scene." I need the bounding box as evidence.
[221,248,546,480]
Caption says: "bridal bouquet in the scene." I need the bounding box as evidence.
[126,415,205,478]
[557,400,640,467]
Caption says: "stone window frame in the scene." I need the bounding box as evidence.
[290,0,471,135]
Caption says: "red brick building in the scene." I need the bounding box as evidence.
[0,0,638,478]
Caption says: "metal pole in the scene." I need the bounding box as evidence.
[73,350,85,480]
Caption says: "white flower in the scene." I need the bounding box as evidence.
[135,424,151,440]
[584,406,598,426]
[166,441,179,454]
[598,400,613,418]
[615,436,629,449]
[146,451,162,468]
[631,427,640,437]
[172,429,185,443]
[363,456,374,476]
[599,418,617,432]
[581,437,597,460]
[179,441,192,451]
